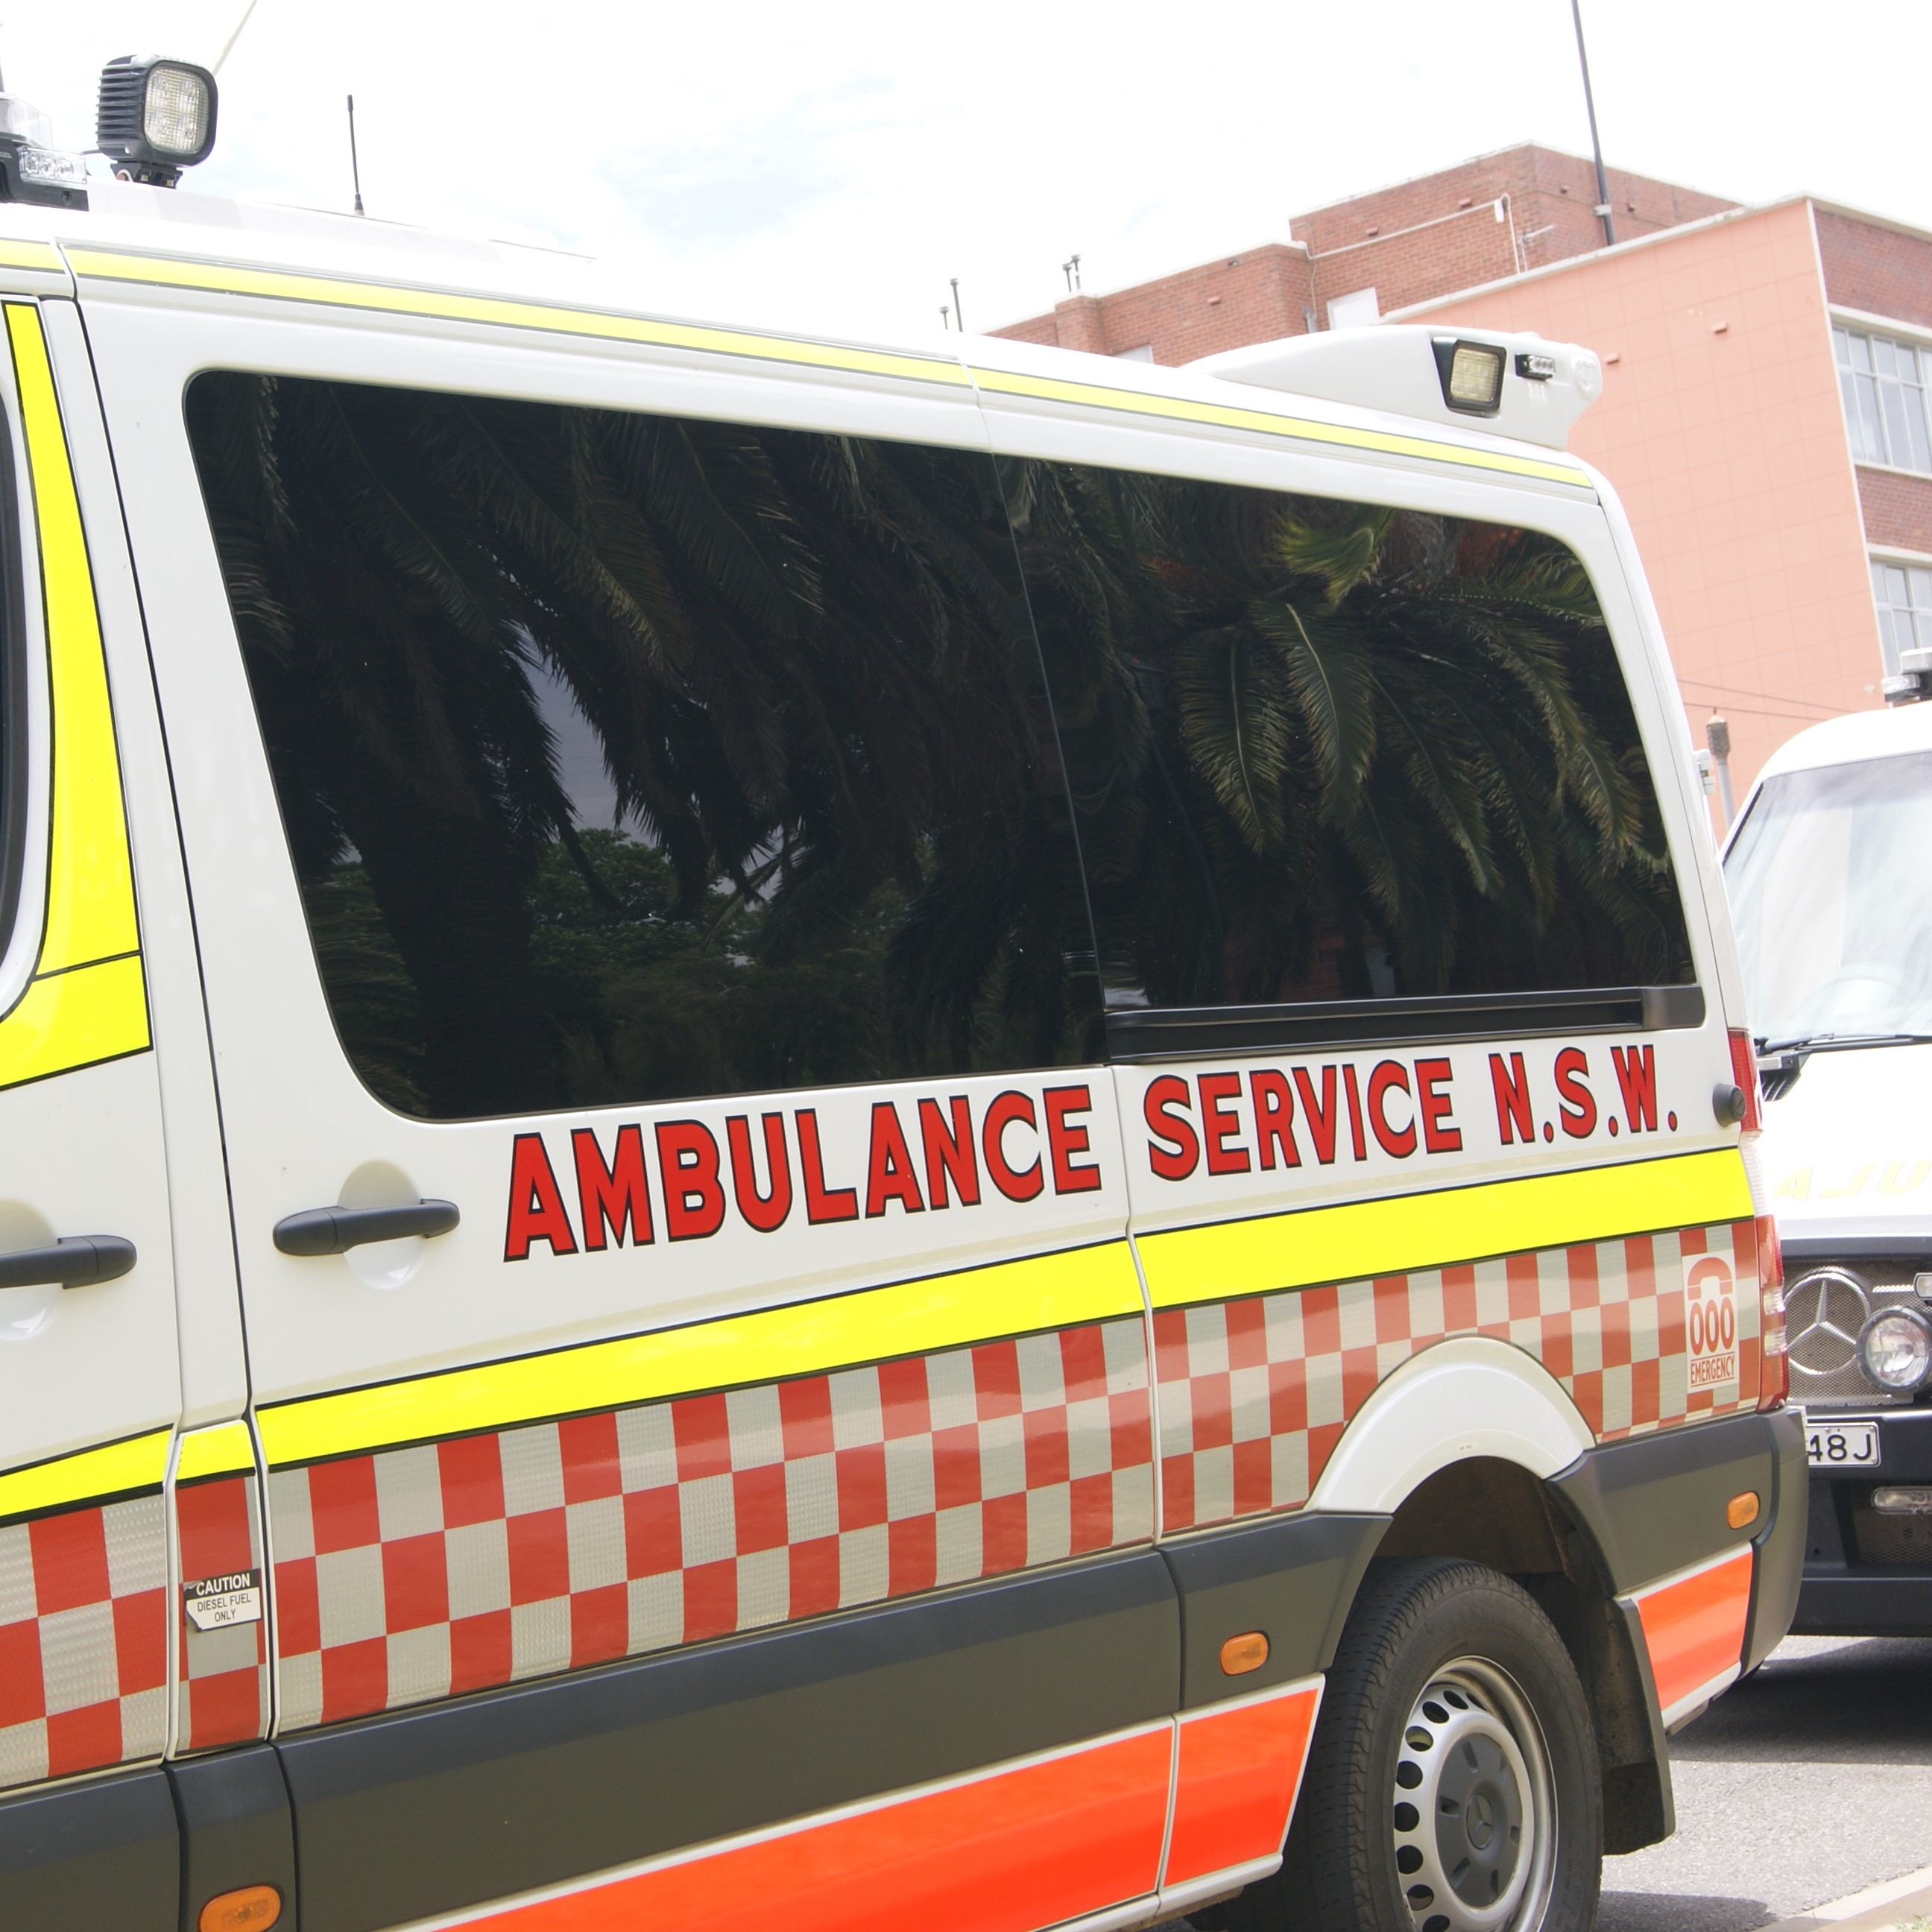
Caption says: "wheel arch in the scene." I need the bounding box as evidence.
[1301,1338,1673,1855]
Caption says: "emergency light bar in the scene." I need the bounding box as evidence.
[0,94,88,210]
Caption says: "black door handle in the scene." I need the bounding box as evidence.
[274,1199,460,1257]
[0,1236,138,1290]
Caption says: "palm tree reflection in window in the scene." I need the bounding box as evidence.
[186,373,1687,1122]
[1003,461,1690,1013]
[188,373,1094,1119]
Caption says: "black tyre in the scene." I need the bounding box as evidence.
[1219,1559,1601,1932]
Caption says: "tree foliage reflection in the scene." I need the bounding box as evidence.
[187,374,1688,1121]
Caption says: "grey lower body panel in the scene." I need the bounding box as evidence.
[275,1545,1181,1932]
[0,1764,177,1931]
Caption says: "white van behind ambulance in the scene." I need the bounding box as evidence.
[0,57,1798,1932]
[1726,698,1932,1637]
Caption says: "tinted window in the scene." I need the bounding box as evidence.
[186,375,1099,1120]
[1000,461,1692,1011]
[0,405,22,956]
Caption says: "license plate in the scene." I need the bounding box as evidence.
[1804,1416,1881,1468]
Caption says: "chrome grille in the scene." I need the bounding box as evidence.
[1785,1259,1928,1407]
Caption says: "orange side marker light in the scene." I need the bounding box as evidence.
[1219,1631,1269,1676]
[199,1885,282,1932]
[1726,1492,1760,1531]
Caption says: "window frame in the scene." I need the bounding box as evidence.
[0,391,25,969]
[989,446,1706,1061]
[1869,551,1932,678]
[0,343,48,1024]
[1835,321,1932,475]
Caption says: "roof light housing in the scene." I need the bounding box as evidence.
[96,56,218,187]
[1193,325,1605,452]
[0,94,88,210]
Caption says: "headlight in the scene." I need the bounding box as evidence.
[1857,1304,1932,1393]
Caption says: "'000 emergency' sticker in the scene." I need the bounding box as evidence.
[1686,1255,1739,1390]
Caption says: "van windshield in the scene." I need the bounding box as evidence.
[1725,748,1932,1048]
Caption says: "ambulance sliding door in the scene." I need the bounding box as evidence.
[979,361,1749,1541]
[0,289,184,1924]
[82,260,1173,1932]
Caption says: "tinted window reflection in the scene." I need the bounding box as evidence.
[187,375,1100,1119]
[1000,461,1693,1010]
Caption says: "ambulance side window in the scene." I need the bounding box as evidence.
[0,400,25,956]
[184,374,1101,1120]
[999,458,1694,1018]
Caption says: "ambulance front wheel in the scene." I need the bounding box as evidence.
[1222,1558,1602,1932]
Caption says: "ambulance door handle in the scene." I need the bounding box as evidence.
[0,1236,138,1290]
[273,1199,461,1257]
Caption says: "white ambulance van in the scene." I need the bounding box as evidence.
[0,55,1798,1932]
[1726,698,1932,1637]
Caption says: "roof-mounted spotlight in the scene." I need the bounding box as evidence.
[1431,336,1507,417]
[96,56,218,188]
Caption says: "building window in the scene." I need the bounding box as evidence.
[1872,558,1932,675]
[1836,325,1932,473]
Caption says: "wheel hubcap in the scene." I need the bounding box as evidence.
[1389,1659,1556,1932]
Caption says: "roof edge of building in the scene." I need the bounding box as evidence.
[1381,195,1814,321]
[988,238,1309,335]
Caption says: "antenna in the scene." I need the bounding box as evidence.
[214,0,261,75]
[950,277,964,333]
[1062,253,1082,292]
[939,306,950,332]
[1569,0,1615,247]
[346,93,364,215]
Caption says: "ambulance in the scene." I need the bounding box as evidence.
[1726,697,1932,1637]
[0,52,1799,1932]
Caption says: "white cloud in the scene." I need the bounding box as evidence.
[1,0,1913,343]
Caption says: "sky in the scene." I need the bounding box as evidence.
[3,1,1915,344]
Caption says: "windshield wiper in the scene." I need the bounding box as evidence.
[1756,1029,1932,1056]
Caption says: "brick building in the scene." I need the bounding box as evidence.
[994,145,1733,365]
[994,149,1932,817]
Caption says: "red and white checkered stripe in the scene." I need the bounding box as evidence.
[268,1318,1153,1732]
[1155,1220,1763,1533]
[0,1494,168,1791]
[176,1473,270,1753]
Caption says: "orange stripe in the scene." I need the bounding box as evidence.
[1634,1547,1753,1714]
[463,1727,1172,1930]
[1164,1682,1322,1887]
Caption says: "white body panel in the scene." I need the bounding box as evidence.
[63,198,1743,1417]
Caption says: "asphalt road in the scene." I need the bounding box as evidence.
[1600,1634,1932,1931]
[1155,1634,1932,1932]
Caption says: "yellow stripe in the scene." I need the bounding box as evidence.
[258,1239,1144,1467]
[1,303,148,1088]
[967,366,1591,487]
[0,1427,171,1518]
[63,247,972,392]
[1137,1149,1752,1310]
[0,240,63,275]
[63,246,1583,487]
[176,1419,256,1482]
[0,953,149,1086]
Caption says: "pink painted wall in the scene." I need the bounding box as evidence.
[1406,200,1880,821]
